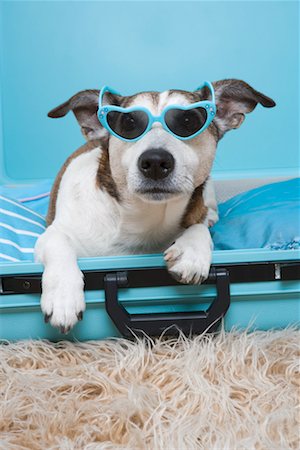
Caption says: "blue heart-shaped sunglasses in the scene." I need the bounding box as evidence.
[97,81,216,142]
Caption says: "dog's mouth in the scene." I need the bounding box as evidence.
[136,187,182,202]
[140,187,174,194]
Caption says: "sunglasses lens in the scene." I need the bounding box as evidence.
[164,107,208,138]
[107,110,149,140]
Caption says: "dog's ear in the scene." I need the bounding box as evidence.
[211,79,276,139]
[48,90,120,141]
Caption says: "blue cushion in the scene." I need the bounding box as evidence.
[211,178,300,250]
[0,179,52,216]
[0,195,46,262]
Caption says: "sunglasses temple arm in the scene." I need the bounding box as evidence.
[194,81,216,104]
[98,86,122,110]
[206,81,216,103]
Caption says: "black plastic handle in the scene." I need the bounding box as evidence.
[104,267,230,337]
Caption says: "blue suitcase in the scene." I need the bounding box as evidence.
[0,1,299,340]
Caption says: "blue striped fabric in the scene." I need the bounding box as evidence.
[0,195,46,263]
[0,179,52,216]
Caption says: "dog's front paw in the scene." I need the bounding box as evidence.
[164,238,212,285]
[41,267,85,333]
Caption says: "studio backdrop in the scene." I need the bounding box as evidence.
[0,0,298,183]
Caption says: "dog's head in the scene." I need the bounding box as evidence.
[48,80,275,202]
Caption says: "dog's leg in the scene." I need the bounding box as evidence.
[164,224,213,284]
[35,224,85,333]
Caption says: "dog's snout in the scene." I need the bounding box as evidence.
[138,148,175,180]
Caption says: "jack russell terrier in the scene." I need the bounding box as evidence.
[35,79,275,333]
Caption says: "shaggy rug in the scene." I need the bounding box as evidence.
[0,328,299,450]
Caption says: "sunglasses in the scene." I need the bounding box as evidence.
[97,81,216,142]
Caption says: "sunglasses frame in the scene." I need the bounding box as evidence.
[97,81,216,142]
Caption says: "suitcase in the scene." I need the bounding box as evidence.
[0,1,299,341]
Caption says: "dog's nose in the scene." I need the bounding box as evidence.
[138,149,175,180]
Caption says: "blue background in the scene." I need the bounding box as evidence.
[0,0,299,182]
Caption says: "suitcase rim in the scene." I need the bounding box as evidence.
[1,248,299,276]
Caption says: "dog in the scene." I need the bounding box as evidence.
[35,79,275,333]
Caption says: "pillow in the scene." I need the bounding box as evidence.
[211,178,300,251]
[0,179,52,216]
[0,195,46,262]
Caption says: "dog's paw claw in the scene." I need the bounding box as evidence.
[167,269,183,283]
[77,311,83,321]
[60,325,71,335]
[44,313,52,323]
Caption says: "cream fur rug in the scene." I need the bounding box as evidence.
[0,328,299,450]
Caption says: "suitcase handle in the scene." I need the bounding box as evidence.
[104,267,230,337]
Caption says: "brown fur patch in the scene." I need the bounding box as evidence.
[181,183,208,228]
[46,139,105,226]
[96,147,120,201]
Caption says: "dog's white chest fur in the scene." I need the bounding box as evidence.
[54,147,189,256]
